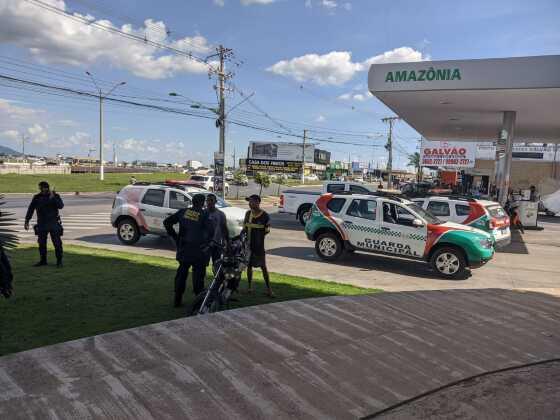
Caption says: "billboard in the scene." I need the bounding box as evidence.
[476,143,559,162]
[249,141,315,163]
[421,140,476,168]
[246,159,302,173]
[314,149,331,165]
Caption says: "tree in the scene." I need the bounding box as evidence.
[254,172,271,195]
[407,152,422,182]
[272,173,288,196]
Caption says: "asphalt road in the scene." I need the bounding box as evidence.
[4,193,560,294]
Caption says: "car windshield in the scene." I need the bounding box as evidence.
[486,205,506,218]
[408,203,442,225]
[196,192,230,208]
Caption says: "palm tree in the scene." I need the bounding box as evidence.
[407,152,422,182]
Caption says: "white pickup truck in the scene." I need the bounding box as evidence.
[279,181,378,225]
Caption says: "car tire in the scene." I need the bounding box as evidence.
[298,205,312,226]
[430,246,467,279]
[315,232,343,261]
[117,218,140,245]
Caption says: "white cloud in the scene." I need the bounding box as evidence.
[0,99,43,120]
[0,0,213,80]
[342,2,352,10]
[26,124,48,144]
[1,130,19,142]
[267,46,427,86]
[338,90,373,102]
[305,0,312,8]
[214,0,225,5]
[121,138,160,153]
[315,115,326,123]
[56,119,78,127]
[321,0,337,9]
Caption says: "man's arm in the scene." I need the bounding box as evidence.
[52,192,64,209]
[264,212,271,235]
[220,211,229,241]
[24,196,37,228]
[163,210,181,242]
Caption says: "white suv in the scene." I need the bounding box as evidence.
[111,184,245,245]
[411,196,511,247]
[188,175,230,195]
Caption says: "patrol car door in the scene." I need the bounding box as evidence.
[342,198,379,250]
[425,200,452,223]
[379,201,427,259]
[139,188,168,234]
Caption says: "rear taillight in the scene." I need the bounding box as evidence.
[489,218,496,229]
[279,194,284,208]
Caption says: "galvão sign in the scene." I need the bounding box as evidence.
[385,68,462,83]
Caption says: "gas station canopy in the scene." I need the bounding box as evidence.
[368,55,560,142]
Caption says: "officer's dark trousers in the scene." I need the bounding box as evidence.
[174,257,206,302]
[38,229,63,263]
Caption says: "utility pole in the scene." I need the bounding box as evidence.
[382,116,399,188]
[113,142,118,167]
[21,133,27,159]
[301,129,307,184]
[232,146,236,171]
[86,71,126,181]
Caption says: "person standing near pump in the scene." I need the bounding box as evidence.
[24,181,64,268]
[164,193,213,307]
[243,194,274,297]
[206,194,229,270]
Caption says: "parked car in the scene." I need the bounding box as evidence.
[305,192,495,278]
[111,184,245,245]
[188,175,230,195]
[225,171,234,181]
[280,181,378,225]
[233,174,249,186]
[304,174,320,182]
[540,188,560,216]
[411,196,511,247]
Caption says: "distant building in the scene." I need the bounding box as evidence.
[186,160,203,170]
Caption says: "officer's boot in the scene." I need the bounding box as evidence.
[174,294,183,308]
[33,260,47,267]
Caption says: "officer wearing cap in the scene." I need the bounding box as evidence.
[242,194,274,297]
[24,181,65,268]
[164,193,213,307]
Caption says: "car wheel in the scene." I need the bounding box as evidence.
[298,205,312,226]
[430,246,466,279]
[117,218,140,245]
[315,232,343,261]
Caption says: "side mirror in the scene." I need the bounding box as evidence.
[412,219,425,228]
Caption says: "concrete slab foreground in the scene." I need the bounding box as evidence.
[1,289,559,419]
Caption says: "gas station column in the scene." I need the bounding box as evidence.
[496,111,516,205]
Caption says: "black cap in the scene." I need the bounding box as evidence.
[245,194,261,203]
[38,181,49,189]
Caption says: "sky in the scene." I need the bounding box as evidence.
[0,0,559,169]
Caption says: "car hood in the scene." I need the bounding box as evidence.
[441,221,491,237]
[221,206,246,221]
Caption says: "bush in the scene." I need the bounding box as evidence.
[254,172,271,195]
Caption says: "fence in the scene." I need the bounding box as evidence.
[0,165,71,175]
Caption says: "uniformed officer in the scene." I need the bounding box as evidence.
[24,181,64,268]
[243,194,274,297]
[206,193,229,270]
[164,193,213,307]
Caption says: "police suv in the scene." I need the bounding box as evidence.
[304,192,495,278]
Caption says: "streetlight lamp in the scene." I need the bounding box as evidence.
[86,71,126,181]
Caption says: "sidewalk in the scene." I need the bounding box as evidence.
[1,289,558,419]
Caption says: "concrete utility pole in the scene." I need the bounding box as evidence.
[113,142,118,167]
[301,129,308,184]
[21,133,27,159]
[382,116,399,188]
[232,146,236,171]
[86,71,126,181]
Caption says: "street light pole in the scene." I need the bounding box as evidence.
[86,71,126,181]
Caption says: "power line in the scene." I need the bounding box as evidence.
[23,0,214,69]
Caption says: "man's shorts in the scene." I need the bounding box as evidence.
[249,252,266,268]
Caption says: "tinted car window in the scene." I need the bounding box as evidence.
[169,191,191,209]
[427,201,450,216]
[190,176,207,182]
[327,184,345,193]
[327,198,346,213]
[141,189,165,207]
[347,199,377,220]
[456,204,471,216]
[349,185,370,194]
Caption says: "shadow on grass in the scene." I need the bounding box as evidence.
[0,246,372,357]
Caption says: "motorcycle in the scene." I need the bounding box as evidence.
[190,234,249,315]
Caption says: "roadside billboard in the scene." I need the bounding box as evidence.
[249,141,315,163]
[246,159,302,173]
[476,143,560,162]
[421,140,475,168]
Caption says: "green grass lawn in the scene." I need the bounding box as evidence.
[0,245,377,356]
[0,172,189,193]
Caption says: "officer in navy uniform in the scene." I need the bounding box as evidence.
[24,181,64,268]
[164,193,213,307]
